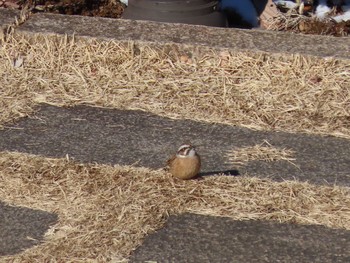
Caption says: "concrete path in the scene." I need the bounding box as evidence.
[130,213,350,263]
[0,202,57,256]
[0,103,349,261]
[0,104,349,186]
[1,8,350,59]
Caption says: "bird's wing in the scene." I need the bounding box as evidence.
[165,155,176,170]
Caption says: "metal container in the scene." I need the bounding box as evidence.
[122,0,228,27]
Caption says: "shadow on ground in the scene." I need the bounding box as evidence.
[0,104,349,186]
[130,213,350,263]
[0,201,58,256]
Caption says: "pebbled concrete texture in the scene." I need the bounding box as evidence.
[0,8,19,31]
[0,104,349,186]
[0,201,58,256]
[130,213,350,263]
[14,12,350,59]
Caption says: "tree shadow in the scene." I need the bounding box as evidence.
[0,201,58,256]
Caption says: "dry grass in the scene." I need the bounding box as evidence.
[226,140,296,167]
[267,10,350,36]
[0,152,349,262]
[0,30,349,262]
[0,33,349,139]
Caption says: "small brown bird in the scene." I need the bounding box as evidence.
[167,144,201,180]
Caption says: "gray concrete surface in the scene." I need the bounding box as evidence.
[0,8,18,31]
[0,202,57,256]
[10,12,350,59]
[130,213,350,263]
[0,104,349,186]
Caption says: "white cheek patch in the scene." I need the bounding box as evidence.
[187,149,196,157]
[178,145,191,151]
[176,148,196,158]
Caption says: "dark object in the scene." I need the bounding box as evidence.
[130,213,350,263]
[122,0,227,27]
[1,104,350,186]
[0,202,58,256]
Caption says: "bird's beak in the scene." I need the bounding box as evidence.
[191,144,204,149]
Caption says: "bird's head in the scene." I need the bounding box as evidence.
[176,144,197,158]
